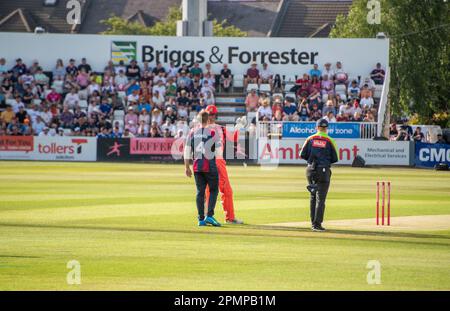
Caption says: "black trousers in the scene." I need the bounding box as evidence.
[194,171,219,220]
[306,166,331,227]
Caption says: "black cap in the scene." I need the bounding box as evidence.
[316,118,329,128]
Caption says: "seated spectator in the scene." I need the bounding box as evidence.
[272,98,283,117]
[12,58,27,76]
[347,80,360,100]
[413,127,425,142]
[322,100,336,117]
[60,106,74,128]
[370,63,385,85]
[321,62,334,80]
[245,89,259,112]
[166,62,178,78]
[436,134,447,144]
[153,79,166,97]
[360,93,375,109]
[190,62,202,78]
[53,59,66,80]
[324,111,337,123]
[34,67,49,86]
[64,88,80,108]
[339,101,354,117]
[126,60,141,80]
[152,62,166,76]
[114,70,129,91]
[309,103,322,121]
[123,127,135,138]
[137,120,149,137]
[334,61,348,85]
[273,109,283,122]
[308,88,321,107]
[76,68,90,89]
[310,75,321,90]
[257,96,272,121]
[204,63,215,80]
[78,57,92,74]
[151,108,163,126]
[363,111,376,122]
[66,59,78,77]
[1,105,15,124]
[33,116,46,135]
[353,111,364,122]
[259,63,273,89]
[220,64,232,92]
[297,99,310,121]
[149,126,161,138]
[320,74,334,96]
[244,62,259,88]
[309,64,322,79]
[360,77,376,94]
[295,74,311,96]
[272,74,283,93]
[282,98,298,121]
[46,88,62,105]
[0,57,7,74]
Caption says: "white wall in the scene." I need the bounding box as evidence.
[0,32,389,77]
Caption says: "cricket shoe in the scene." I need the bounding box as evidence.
[312,225,326,232]
[198,220,207,226]
[226,218,244,225]
[205,216,221,227]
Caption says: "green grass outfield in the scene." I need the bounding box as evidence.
[0,161,449,290]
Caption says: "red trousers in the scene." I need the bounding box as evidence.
[205,159,235,221]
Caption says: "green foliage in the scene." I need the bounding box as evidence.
[102,7,246,37]
[330,0,450,125]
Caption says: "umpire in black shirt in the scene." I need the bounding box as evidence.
[300,119,339,231]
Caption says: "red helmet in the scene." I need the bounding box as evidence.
[205,105,218,115]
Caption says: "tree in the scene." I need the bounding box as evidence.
[102,7,246,38]
[330,0,450,126]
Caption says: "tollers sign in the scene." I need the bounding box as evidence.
[0,136,97,161]
[0,33,389,77]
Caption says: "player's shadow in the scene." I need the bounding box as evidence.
[1,222,449,248]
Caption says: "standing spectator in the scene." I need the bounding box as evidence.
[370,63,385,85]
[244,62,259,88]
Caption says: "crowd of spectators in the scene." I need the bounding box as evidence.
[0,57,227,138]
[0,56,386,138]
[245,61,385,124]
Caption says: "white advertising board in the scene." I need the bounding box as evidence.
[0,32,389,77]
[258,138,411,166]
[0,136,97,162]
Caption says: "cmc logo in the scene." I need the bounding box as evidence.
[38,139,88,154]
[419,147,450,162]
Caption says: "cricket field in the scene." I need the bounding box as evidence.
[0,161,449,290]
